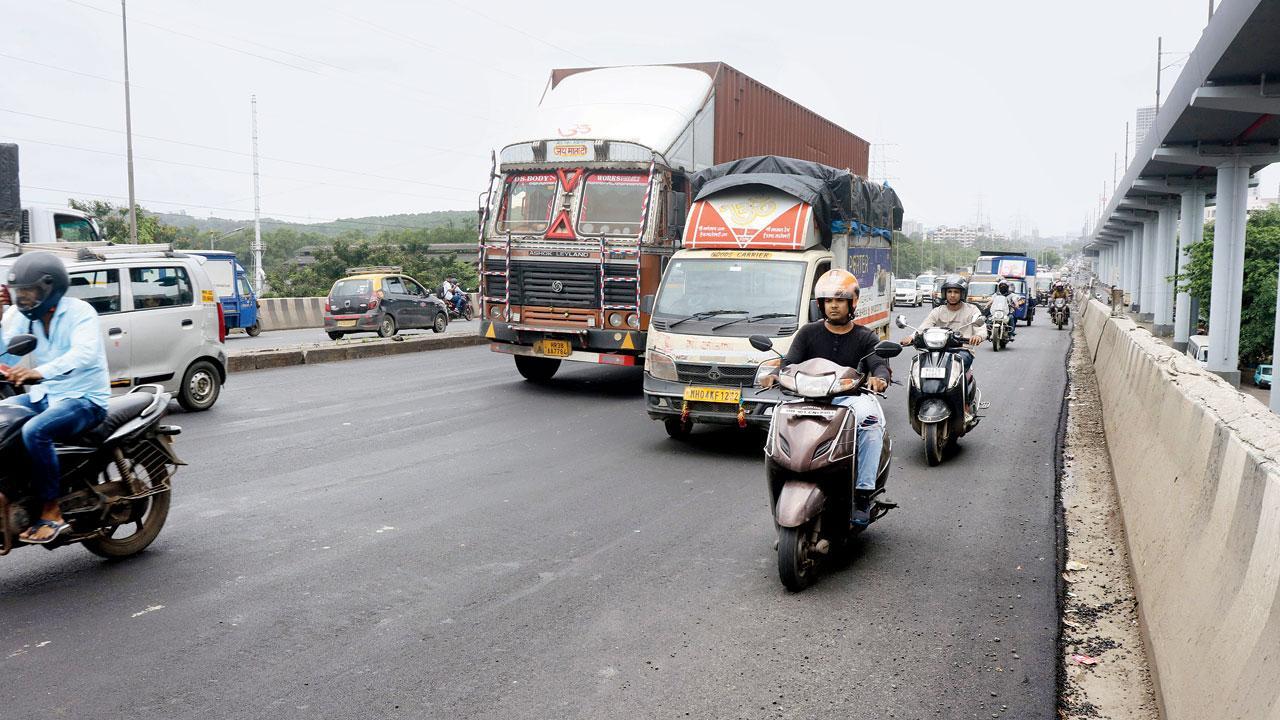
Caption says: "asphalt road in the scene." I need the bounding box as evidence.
[223,319,479,352]
[0,303,1069,719]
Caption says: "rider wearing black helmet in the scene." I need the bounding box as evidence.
[900,274,987,370]
[0,252,110,544]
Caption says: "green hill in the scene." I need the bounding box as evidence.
[154,210,475,237]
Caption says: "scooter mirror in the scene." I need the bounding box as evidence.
[873,340,903,358]
[894,314,907,329]
[4,334,36,357]
[748,334,774,352]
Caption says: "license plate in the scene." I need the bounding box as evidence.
[683,386,742,404]
[920,367,947,379]
[338,320,357,328]
[534,339,572,357]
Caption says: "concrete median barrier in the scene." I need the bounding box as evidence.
[227,333,487,373]
[1082,297,1280,719]
[257,293,481,331]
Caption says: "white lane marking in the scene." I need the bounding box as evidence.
[131,605,165,618]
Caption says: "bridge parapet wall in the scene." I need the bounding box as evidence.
[1082,297,1280,719]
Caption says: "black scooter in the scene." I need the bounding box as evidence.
[0,334,183,558]
[896,315,988,466]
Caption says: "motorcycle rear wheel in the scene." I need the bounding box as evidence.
[82,446,172,559]
[777,525,815,592]
[924,422,946,466]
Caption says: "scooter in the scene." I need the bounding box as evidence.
[896,315,987,466]
[749,334,902,592]
[988,306,1012,352]
[0,334,183,559]
[1051,297,1070,330]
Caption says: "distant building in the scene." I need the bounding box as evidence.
[1135,106,1157,147]
[1204,192,1278,223]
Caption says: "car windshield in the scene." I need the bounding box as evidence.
[969,282,997,297]
[895,279,916,289]
[332,279,372,297]
[1036,277,1053,291]
[654,259,804,334]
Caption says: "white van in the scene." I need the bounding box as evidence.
[0,249,228,410]
[1187,335,1209,367]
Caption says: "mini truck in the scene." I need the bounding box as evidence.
[187,251,260,336]
[476,63,872,382]
[643,156,902,436]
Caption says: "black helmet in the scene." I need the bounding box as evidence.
[5,252,69,321]
[997,280,1010,295]
[940,274,968,302]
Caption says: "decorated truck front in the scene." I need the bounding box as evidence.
[643,157,901,435]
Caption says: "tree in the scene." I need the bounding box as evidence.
[1180,206,1280,365]
[68,198,179,245]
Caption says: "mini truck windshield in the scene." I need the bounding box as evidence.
[654,259,804,335]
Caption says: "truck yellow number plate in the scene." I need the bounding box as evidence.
[534,339,572,358]
[338,320,357,328]
[683,386,742,404]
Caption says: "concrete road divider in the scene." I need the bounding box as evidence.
[1081,297,1280,720]
[228,332,487,372]
[258,297,326,331]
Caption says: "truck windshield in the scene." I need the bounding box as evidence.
[577,173,647,236]
[969,282,997,297]
[654,259,804,333]
[497,174,558,234]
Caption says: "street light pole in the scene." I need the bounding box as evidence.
[210,226,247,251]
[121,0,137,244]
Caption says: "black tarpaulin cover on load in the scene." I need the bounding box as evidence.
[689,156,904,243]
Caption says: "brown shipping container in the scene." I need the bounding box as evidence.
[548,62,869,176]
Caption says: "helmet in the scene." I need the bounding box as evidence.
[997,280,1010,295]
[5,252,69,321]
[940,274,968,302]
[813,269,860,301]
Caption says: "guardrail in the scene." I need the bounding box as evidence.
[1081,297,1280,719]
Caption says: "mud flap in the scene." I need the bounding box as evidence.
[916,398,951,424]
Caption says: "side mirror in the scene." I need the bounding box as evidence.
[640,294,655,313]
[874,340,903,358]
[748,334,774,352]
[5,333,37,357]
[808,299,822,322]
[894,314,907,329]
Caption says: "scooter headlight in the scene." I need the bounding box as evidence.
[922,328,949,350]
[646,349,678,382]
[794,372,835,398]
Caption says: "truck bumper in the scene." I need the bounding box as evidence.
[642,375,782,428]
[481,320,644,366]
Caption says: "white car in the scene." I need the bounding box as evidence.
[894,278,923,307]
[1,249,228,411]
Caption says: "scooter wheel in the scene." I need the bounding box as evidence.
[777,526,814,592]
[924,423,946,466]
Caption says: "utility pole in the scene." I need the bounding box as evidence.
[121,0,137,243]
[251,95,264,293]
[1125,122,1130,169]
[1156,36,1163,116]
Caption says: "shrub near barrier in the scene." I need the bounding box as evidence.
[1082,298,1280,719]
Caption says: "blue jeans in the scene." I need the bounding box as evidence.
[832,394,884,491]
[1,396,106,502]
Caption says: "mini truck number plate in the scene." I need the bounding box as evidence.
[683,386,742,404]
[920,367,947,379]
[534,339,572,358]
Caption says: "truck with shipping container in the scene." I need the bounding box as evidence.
[643,156,902,436]
[476,63,872,381]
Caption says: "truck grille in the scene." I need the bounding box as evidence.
[675,362,758,387]
[483,260,601,309]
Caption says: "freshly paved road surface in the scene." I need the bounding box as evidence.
[224,319,478,352]
[0,304,1069,719]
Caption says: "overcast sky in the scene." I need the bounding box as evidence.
[3,0,1276,238]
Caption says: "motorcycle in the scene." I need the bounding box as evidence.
[1051,297,1070,330]
[987,307,1011,352]
[749,334,902,592]
[448,292,474,322]
[0,334,182,559]
[896,315,987,466]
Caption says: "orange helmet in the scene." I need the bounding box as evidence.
[813,269,860,301]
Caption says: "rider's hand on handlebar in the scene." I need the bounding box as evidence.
[4,367,43,385]
[899,334,914,346]
[866,377,888,393]
[760,375,777,389]
[968,335,983,346]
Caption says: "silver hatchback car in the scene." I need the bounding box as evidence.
[0,249,228,411]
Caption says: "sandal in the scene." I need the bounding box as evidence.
[20,519,70,545]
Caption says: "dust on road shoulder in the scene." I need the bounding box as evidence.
[1057,321,1158,719]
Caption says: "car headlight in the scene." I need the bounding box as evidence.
[646,350,678,381]
[794,372,834,397]
[754,357,781,386]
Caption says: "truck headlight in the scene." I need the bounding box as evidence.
[754,357,781,386]
[646,350,679,381]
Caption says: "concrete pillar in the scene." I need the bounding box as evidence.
[1153,204,1178,335]
[1206,160,1250,386]
[1272,256,1280,414]
[1129,227,1143,312]
[1139,218,1157,321]
[1174,189,1206,351]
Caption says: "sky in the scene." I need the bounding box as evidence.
[3,0,1277,238]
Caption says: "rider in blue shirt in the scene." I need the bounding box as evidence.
[0,252,110,544]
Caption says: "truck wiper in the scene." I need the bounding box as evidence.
[667,309,748,329]
[710,312,797,331]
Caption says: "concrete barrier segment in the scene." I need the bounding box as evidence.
[1082,298,1280,720]
[227,333,487,373]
